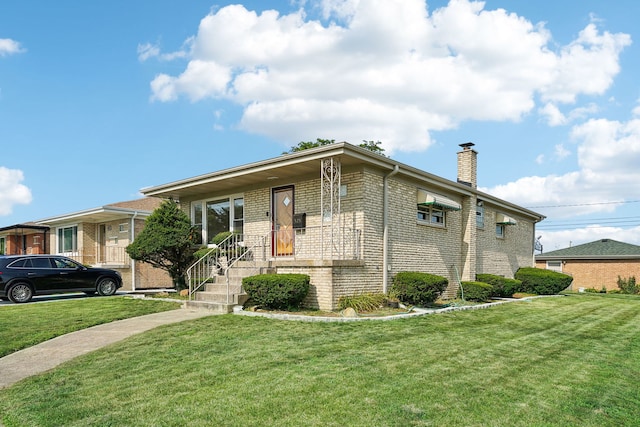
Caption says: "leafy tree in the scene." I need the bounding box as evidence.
[126,199,197,291]
[285,138,386,156]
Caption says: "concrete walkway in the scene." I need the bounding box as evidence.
[0,308,216,390]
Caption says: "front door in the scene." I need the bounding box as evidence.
[272,186,294,256]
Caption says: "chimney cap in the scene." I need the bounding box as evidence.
[459,142,475,149]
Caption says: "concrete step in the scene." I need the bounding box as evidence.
[194,291,248,305]
[183,300,235,314]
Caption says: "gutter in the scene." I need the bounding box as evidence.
[382,165,400,293]
[130,212,138,292]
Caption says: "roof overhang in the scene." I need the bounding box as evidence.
[140,142,545,222]
[0,224,50,235]
[536,255,640,261]
[36,207,153,226]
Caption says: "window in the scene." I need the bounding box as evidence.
[546,261,562,272]
[0,237,4,255]
[496,224,505,238]
[119,223,128,233]
[192,195,244,245]
[417,205,446,227]
[476,205,484,228]
[57,226,78,253]
[30,257,52,268]
[53,257,80,269]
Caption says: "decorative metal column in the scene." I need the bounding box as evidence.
[320,157,341,259]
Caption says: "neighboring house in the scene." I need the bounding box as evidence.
[535,238,640,292]
[142,142,545,310]
[0,223,50,255]
[30,198,173,291]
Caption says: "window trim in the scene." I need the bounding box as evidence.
[57,225,78,255]
[417,204,446,227]
[496,224,505,238]
[191,193,244,246]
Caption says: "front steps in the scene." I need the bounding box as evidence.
[186,263,274,312]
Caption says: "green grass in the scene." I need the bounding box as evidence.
[2,294,640,426]
[0,296,180,357]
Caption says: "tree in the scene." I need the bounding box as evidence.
[126,199,197,291]
[285,138,387,156]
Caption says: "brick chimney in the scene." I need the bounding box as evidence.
[457,142,477,188]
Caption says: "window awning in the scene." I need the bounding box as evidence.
[416,190,461,211]
[496,213,517,225]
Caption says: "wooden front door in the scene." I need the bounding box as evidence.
[272,186,294,256]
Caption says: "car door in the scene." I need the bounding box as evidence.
[24,257,61,292]
[52,257,93,291]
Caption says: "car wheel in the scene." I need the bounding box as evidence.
[8,283,34,303]
[97,278,118,296]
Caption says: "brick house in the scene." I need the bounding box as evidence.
[0,223,50,255]
[535,238,640,292]
[142,142,544,310]
[30,198,173,291]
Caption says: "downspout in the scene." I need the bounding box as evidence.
[130,212,138,292]
[382,165,400,293]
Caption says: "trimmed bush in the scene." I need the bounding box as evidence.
[476,274,522,297]
[617,276,638,294]
[242,274,310,310]
[391,272,448,306]
[459,281,493,302]
[514,267,573,295]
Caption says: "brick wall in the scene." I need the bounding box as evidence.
[476,207,535,279]
[535,259,640,292]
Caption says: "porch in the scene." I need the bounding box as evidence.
[186,226,363,312]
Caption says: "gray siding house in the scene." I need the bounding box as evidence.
[142,142,544,310]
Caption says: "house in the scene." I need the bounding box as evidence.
[0,223,50,255]
[535,238,640,292]
[141,142,545,310]
[27,198,173,291]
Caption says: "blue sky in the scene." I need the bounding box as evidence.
[1,0,639,252]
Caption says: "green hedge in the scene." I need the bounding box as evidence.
[476,274,522,297]
[242,274,310,310]
[514,267,573,295]
[459,281,493,302]
[390,272,448,306]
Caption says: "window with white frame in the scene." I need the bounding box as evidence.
[119,223,128,233]
[546,261,562,272]
[192,195,244,245]
[57,225,78,253]
[476,205,484,228]
[417,205,446,226]
[496,224,505,238]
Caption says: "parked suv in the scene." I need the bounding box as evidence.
[0,255,122,303]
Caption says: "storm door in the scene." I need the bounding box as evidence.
[272,186,294,256]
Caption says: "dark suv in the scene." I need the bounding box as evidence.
[0,255,122,303]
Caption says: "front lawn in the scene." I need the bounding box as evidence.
[0,296,180,357]
[1,294,640,426]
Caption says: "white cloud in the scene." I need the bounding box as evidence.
[554,144,570,160]
[539,226,640,253]
[0,38,25,56]
[484,115,640,219]
[146,0,630,150]
[540,102,599,126]
[137,42,189,62]
[0,167,32,216]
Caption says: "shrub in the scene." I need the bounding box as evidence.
[514,267,573,295]
[617,276,638,294]
[459,281,493,302]
[476,274,522,297]
[391,272,448,306]
[242,274,310,310]
[338,293,387,312]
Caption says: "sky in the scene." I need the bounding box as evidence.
[1,0,639,253]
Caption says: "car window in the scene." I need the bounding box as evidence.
[30,258,53,268]
[7,258,28,268]
[53,257,79,269]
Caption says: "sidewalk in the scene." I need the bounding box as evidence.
[0,308,216,390]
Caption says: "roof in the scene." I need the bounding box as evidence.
[35,198,160,226]
[0,223,50,234]
[536,239,640,260]
[141,142,544,222]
